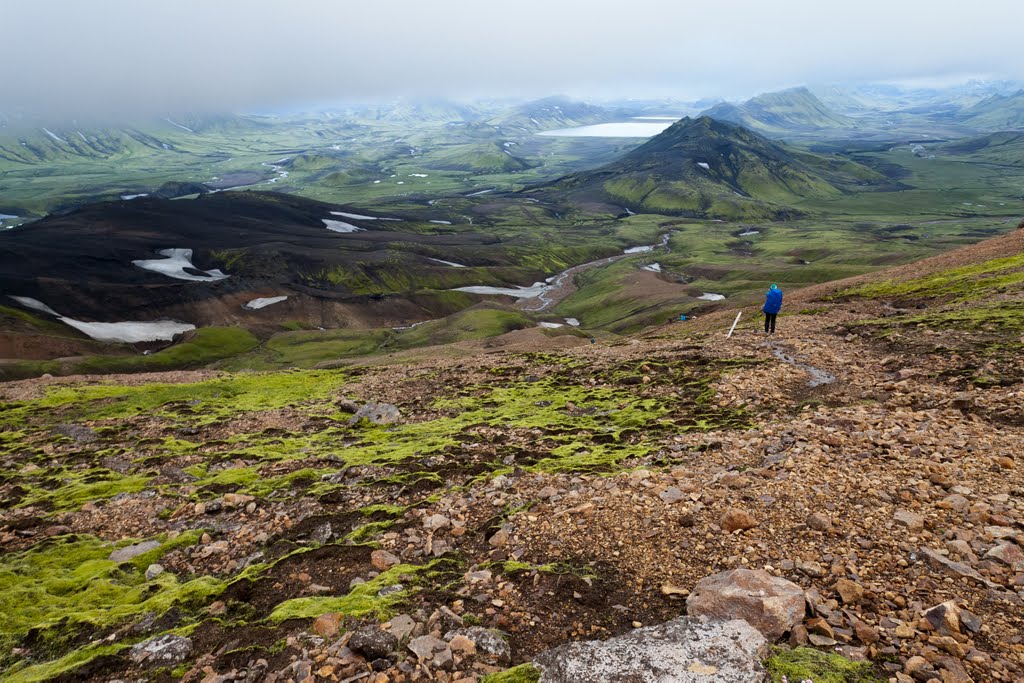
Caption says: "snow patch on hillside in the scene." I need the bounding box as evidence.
[9,296,60,316]
[133,248,229,280]
[8,296,195,343]
[323,219,366,233]
[428,258,467,268]
[331,212,401,222]
[133,249,229,282]
[245,296,289,310]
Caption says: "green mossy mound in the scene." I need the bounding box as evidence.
[765,647,882,683]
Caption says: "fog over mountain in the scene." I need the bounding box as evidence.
[3,0,1023,118]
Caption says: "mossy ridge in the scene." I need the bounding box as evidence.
[16,471,151,512]
[167,378,689,483]
[851,301,1024,386]
[494,559,599,581]
[3,346,748,515]
[221,306,536,371]
[0,429,31,457]
[855,301,1024,335]
[0,526,431,681]
[268,559,453,623]
[764,646,883,683]
[840,251,1024,303]
[3,642,127,683]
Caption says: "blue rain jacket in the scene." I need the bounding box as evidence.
[763,288,783,314]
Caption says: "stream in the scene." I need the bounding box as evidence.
[770,344,836,388]
[453,233,672,313]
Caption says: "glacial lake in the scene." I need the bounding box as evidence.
[538,118,678,138]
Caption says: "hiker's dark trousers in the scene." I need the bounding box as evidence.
[764,313,777,333]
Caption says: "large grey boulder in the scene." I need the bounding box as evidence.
[532,617,768,682]
[686,569,805,642]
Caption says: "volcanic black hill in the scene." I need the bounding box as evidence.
[530,116,889,219]
[0,192,530,330]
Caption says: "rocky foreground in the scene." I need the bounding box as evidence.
[1,229,1023,682]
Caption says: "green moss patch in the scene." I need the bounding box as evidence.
[268,560,442,623]
[18,472,151,512]
[8,369,347,426]
[481,664,542,683]
[0,532,221,679]
[764,647,882,683]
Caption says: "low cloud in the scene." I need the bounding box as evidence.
[3,0,1022,118]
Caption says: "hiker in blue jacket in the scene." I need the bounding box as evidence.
[763,283,783,334]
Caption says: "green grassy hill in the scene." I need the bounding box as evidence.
[489,96,617,132]
[701,87,854,135]
[425,142,533,173]
[958,91,1024,130]
[532,117,887,219]
[932,132,1024,163]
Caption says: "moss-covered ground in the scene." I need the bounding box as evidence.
[0,532,216,680]
[0,339,755,679]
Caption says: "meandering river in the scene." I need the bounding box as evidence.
[453,233,673,312]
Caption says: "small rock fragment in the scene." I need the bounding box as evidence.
[350,626,399,660]
[923,600,962,637]
[129,635,193,667]
[370,549,401,570]
[719,508,758,533]
[312,613,343,638]
[834,578,864,605]
[488,529,509,547]
[894,509,924,532]
[807,512,833,533]
[985,543,1024,571]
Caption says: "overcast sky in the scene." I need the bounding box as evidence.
[3,0,1022,118]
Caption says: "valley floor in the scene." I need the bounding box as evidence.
[1,230,1023,682]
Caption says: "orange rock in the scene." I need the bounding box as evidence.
[719,508,757,533]
[312,613,343,638]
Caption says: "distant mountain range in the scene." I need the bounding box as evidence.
[0,114,270,164]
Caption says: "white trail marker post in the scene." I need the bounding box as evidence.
[726,311,742,339]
